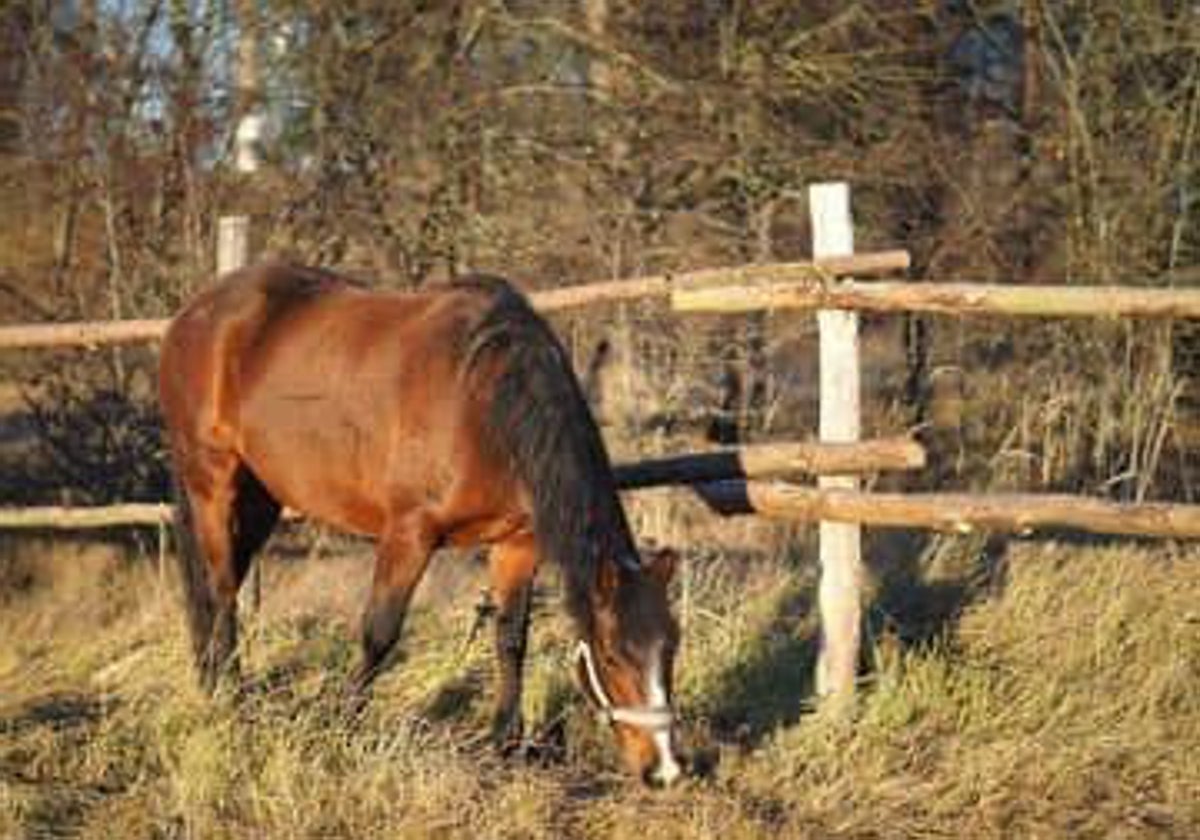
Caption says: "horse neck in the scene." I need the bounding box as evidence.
[463,282,637,633]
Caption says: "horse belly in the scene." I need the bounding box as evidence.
[240,397,388,534]
[234,347,402,536]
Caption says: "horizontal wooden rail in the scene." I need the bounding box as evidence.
[612,437,924,489]
[0,318,169,350]
[9,267,1195,352]
[696,482,1200,540]
[0,503,306,530]
[0,251,910,351]
[0,438,924,530]
[9,477,1198,540]
[0,503,173,529]
[533,250,911,311]
[673,279,1200,319]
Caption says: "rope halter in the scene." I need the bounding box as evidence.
[575,640,675,732]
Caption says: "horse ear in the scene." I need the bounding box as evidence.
[643,547,678,587]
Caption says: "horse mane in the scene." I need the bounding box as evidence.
[459,275,637,635]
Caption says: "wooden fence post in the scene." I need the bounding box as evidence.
[217,216,250,277]
[217,214,257,610]
[810,182,863,708]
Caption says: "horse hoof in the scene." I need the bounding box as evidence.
[338,689,370,723]
[509,720,566,767]
[199,665,242,700]
[490,717,525,757]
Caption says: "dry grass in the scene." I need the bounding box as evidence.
[2,532,1198,839]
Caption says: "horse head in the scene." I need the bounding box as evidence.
[577,547,684,787]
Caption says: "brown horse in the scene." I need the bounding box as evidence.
[158,262,683,785]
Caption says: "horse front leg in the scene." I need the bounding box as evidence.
[487,534,537,753]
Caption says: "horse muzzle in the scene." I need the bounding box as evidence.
[575,640,684,787]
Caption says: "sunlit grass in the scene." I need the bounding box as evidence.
[2,537,1198,838]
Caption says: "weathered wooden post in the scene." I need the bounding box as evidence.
[216,216,250,276]
[810,182,863,707]
[223,6,262,609]
[216,216,256,611]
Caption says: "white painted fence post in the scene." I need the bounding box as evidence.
[217,214,255,606]
[217,216,251,277]
[809,182,863,707]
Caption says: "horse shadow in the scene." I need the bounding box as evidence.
[696,583,819,752]
[867,529,1011,649]
[420,670,487,724]
[693,528,1012,761]
[0,691,111,740]
[0,692,123,838]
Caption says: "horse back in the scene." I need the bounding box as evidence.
[160,262,361,442]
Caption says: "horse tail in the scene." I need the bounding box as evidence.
[461,277,637,634]
[169,471,214,669]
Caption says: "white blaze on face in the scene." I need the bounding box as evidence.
[645,644,682,786]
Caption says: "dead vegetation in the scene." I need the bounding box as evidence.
[1,534,1198,838]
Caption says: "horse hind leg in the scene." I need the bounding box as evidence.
[175,451,279,694]
[231,465,282,600]
[171,470,218,674]
[487,534,537,753]
[206,465,282,694]
[348,512,437,701]
[174,447,241,692]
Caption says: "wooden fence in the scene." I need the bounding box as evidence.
[0,437,928,529]
[0,250,910,349]
[3,182,1199,704]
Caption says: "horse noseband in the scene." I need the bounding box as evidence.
[575,640,675,732]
